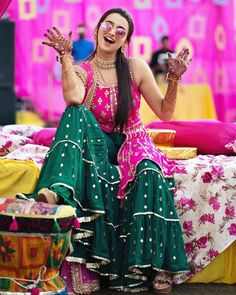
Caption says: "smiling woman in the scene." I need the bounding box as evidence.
[20,7,191,294]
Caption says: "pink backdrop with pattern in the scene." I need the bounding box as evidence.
[5,0,236,121]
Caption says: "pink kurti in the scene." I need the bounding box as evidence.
[79,61,175,199]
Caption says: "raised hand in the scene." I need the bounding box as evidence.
[42,27,73,56]
[167,48,191,81]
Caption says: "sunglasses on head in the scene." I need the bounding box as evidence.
[100,21,127,39]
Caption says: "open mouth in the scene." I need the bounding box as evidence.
[104,36,115,45]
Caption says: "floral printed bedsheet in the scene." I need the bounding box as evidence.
[1,130,236,283]
[173,154,236,282]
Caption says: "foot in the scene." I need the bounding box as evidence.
[37,188,59,204]
[152,273,172,294]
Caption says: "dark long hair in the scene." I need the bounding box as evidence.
[94,8,134,132]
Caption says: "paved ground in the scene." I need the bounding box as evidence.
[95,283,236,295]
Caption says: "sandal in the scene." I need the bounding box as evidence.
[152,273,172,294]
[37,188,59,204]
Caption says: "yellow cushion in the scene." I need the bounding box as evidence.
[158,147,197,159]
[0,159,39,198]
[188,241,236,284]
[147,129,176,147]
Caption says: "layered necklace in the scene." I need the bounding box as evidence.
[92,55,117,85]
[93,55,116,70]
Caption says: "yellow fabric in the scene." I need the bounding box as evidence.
[140,83,217,125]
[16,110,45,127]
[0,159,39,198]
[158,147,197,159]
[188,241,236,283]
[146,129,176,147]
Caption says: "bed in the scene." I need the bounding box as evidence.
[0,123,235,284]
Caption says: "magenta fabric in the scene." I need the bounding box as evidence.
[80,61,175,199]
[146,120,236,155]
[60,261,99,294]
[33,128,56,147]
[0,0,12,18]
[6,1,236,122]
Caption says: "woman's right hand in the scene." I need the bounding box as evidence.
[42,27,73,56]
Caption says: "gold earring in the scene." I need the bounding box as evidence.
[121,44,126,54]
[94,34,97,42]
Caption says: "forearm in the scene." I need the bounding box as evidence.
[160,79,178,121]
[61,54,84,105]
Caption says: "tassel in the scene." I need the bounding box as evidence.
[53,218,61,233]
[73,217,80,229]
[31,287,40,295]
[9,216,19,231]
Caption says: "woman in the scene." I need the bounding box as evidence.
[34,7,190,294]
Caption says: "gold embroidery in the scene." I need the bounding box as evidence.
[71,263,100,294]
[83,62,99,110]
[74,65,87,86]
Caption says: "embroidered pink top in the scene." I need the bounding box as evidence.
[79,61,175,199]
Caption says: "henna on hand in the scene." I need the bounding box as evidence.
[42,27,73,56]
[167,48,191,81]
[161,48,191,118]
[161,81,178,115]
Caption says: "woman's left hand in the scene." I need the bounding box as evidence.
[167,48,191,80]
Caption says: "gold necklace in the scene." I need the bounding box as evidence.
[93,55,116,69]
[94,64,107,85]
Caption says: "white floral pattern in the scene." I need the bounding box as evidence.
[225,139,236,153]
[1,130,236,282]
[0,124,42,138]
[0,132,33,155]
[173,155,236,282]
[4,144,49,168]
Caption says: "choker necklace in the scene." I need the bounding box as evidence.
[93,55,116,69]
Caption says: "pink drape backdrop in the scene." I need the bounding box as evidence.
[6,0,236,121]
[0,0,12,18]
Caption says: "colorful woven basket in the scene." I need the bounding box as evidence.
[0,198,79,294]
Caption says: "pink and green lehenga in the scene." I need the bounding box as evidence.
[28,60,189,292]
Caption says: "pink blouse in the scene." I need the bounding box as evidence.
[79,61,175,199]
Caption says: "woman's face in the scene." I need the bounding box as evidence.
[97,13,129,54]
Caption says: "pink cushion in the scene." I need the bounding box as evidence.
[33,128,56,147]
[146,120,236,155]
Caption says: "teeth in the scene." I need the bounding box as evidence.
[105,36,114,42]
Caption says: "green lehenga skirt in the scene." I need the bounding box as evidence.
[30,105,189,291]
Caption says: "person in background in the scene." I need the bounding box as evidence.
[72,23,94,63]
[150,35,176,81]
